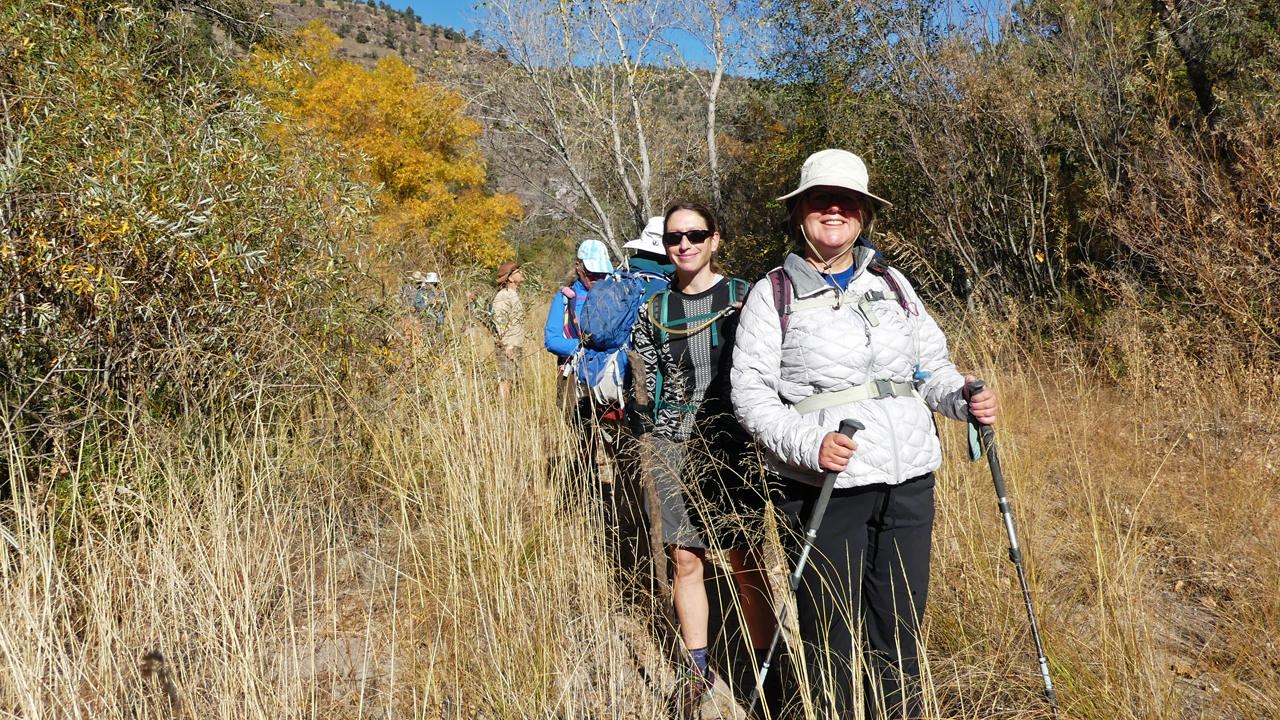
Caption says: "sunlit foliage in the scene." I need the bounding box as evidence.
[0,2,371,423]
[245,23,522,268]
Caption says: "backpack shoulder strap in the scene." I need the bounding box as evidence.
[767,268,792,341]
[866,260,913,314]
[727,277,750,308]
[647,290,672,345]
[564,289,581,339]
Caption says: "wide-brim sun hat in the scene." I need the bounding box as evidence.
[622,216,666,255]
[496,260,521,285]
[576,239,614,274]
[777,148,893,211]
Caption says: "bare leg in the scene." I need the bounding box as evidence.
[729,547,775,649]
[671,546,709,649]
[498,380,512,400]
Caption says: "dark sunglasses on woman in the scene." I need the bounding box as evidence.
[661,229,713,246]
[806,191,862,212]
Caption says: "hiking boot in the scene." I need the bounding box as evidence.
[671,665,717,710]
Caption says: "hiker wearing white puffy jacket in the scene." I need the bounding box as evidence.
[630,201,775,709]
[730,149,998,720]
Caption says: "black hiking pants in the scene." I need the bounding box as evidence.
[773,472,935,720]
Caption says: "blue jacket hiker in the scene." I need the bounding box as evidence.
[545,239,616,431]
[543,279,588,362]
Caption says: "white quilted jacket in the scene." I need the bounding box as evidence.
[731,249,969,488]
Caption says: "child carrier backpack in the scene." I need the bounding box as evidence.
[573,272,649,405]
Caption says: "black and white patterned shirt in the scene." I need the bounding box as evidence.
[631,276,749,442]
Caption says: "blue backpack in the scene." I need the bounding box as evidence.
[573,272,650,404]
[578,272,648,350]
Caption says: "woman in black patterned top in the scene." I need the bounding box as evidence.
[631,201,774,703]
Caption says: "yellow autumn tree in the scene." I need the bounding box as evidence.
[244,22,520,268]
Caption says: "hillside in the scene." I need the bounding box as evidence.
[263,0,765,254]
[263,0,496,76]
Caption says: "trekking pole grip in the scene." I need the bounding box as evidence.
[966,379,1009,496]
[806,419,865,532]
[792,419,865,590]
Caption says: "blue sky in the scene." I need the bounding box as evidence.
[401,0,1011,37]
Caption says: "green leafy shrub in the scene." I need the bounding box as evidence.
[0,1,375,472]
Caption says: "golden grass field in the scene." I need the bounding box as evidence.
[0,308,1276,719]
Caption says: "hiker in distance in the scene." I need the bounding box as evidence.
[631,202,775,706]
[544,239,613,417]
[624,215,676,295]
[492,261,525,401]
[730,149,999,719]
[410,271,447,328]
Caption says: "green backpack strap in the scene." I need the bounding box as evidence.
[649,279,751,348]
[648,290,673,345]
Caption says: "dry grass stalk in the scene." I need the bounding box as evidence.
[0,309,1277,719]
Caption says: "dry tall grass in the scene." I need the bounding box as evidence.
[929,308,1280,720]
[1,309,1277,719]
[0,320,674,719]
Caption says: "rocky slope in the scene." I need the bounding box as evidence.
[264,0,495,76]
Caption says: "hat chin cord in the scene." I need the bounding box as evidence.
[801,225,857,275]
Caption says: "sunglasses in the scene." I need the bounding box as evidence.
[661,229,713,247]
[806,191,863,213]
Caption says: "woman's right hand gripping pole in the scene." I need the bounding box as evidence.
[818,430,858,472]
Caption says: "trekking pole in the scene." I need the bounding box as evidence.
[966,380,1059,717]
[746,418,864,719]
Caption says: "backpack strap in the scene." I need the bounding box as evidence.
[563,289,581,340]
[647,291,672,345]
[728,277,750,308]
[646,279,748,347]
[866,258,914,315]
[768,268,793,341]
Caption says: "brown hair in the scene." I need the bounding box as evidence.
[664,200,723,274]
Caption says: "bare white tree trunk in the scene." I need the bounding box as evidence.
[477,0,673,257]
[669,0,760,217]
[707,34,725,212]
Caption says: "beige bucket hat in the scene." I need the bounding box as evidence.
[777,149,893,211]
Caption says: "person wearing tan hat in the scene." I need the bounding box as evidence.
[492,261,525,400]
[731,149,1000,719]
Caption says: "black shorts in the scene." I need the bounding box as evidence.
[646,422,767,550]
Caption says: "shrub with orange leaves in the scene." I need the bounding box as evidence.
[245,23,522,270]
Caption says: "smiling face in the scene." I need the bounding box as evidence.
[799,185,867,262]
[664,208,720,279]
